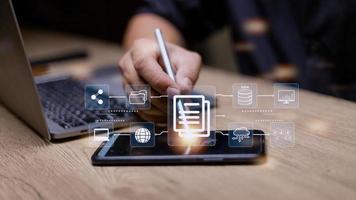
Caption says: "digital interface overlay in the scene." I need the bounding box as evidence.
[85,83,299,149]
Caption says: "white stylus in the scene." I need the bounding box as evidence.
[154,28,190,131]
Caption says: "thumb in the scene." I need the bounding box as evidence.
[176,76,194,94]
[175,62,201,94]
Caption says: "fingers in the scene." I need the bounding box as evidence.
[171,48,201,94]
[120,38,201,95]
[118,38,202,122]
[130,48,178,94]
[119,51,168,113]
[118,51,145,85]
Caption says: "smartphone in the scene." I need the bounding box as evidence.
[91,130,266,165]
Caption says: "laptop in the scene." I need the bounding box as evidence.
[0,0,136,140]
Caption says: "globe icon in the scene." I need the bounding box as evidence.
[134,128,151,143]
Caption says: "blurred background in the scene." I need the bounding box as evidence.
[13,0,139,42]
[12,0,237,72]
[11,0,356,102]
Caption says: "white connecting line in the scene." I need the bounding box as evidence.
[112,130,270,137]
[216,94,233,97]
[109,95,168,99]
[109,95,126,99]
[256,94,275,97]
[216,93,275,97]
[109,94,167,107]
[151,95,168,99]
[215,130,228,135]
[113,131,169,136]
[215,130,270,136]
[113,132,130,136]
[110,94,273,99]
[155,131,168,135]
[253,133,270,136]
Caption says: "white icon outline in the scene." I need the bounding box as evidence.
[228,122,254,147]
[270,122,295,148]
[90,89,105,105]
[237,86,253,106]
[277,89,296,105]
[273,83,299,109]
[129,90,148,105]
[126,85,151,110]
[232,83,258,108]
[93,128,109,142]
[232,127,251,142]
[173,95,211,138]
[85,84,110,110]
[134,127,151,143]
[130,122,155,147]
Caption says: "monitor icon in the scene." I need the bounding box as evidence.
[93,128,109,142]
[277,89,295,104]
[173,95,211,138]
[88,122,113,148]
[274,83,299,108]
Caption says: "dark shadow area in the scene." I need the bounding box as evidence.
[12,0,142,43]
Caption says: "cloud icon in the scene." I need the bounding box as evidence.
[232,127,251,142]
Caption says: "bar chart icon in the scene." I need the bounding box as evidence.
[173,95,210,138]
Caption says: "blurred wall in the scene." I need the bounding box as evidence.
[12,0,237,70]
[12,0,142,43]
[196,27,237,72]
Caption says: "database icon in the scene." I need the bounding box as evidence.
[233,83,257,108]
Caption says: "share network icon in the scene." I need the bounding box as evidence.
[85,84,110,110]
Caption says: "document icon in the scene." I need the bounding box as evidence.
[173,95,210,138]
[129,90,147,105]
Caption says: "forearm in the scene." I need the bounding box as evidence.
[123,13,185,49]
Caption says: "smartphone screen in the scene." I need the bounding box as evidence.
[92,130,266,165]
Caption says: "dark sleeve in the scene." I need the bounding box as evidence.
[136,0,227,44]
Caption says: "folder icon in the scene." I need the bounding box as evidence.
[129,90,147,105]
[173,95,210,138]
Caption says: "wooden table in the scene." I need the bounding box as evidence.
[1,30,356,200]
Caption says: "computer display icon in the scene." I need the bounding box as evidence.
[277,90,296,104]
[273,83,299,108]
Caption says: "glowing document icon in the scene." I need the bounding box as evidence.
[173,95,210,138]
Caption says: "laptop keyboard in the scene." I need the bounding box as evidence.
[37,78,127,129]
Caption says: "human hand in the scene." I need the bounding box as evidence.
[118,38,201,122]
